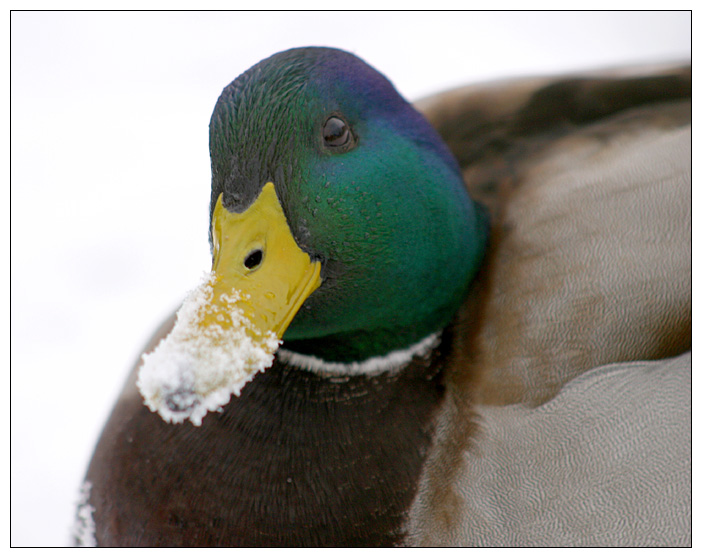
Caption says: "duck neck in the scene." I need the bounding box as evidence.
[282,160,490,364]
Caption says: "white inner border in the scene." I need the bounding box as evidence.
[277,331,441,377]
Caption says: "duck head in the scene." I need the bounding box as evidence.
[208,47,488,364]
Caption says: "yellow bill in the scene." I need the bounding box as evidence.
[137,182,321,426]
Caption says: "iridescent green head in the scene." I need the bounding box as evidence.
[209,47,487,362]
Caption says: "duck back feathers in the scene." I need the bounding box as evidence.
[418,65,691,406]
[406,64,691,546]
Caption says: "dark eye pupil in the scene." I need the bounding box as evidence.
[244,249,263,270]
[323,117,350,147]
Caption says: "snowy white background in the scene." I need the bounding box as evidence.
[10,10,691,547]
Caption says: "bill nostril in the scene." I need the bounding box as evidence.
[244,249,264,270]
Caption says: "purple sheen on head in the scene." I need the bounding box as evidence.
[300,47,464,175]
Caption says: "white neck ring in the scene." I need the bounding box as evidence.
[276,331,441,378]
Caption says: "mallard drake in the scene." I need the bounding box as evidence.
[77,48,691,547]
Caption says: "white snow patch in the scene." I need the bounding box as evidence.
[137,273,280,426]
[278,331,441,377]
[72,481,96,547]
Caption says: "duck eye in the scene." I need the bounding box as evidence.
[323,116,353,149]
[244,249,263,270]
